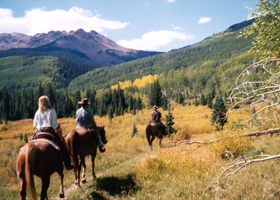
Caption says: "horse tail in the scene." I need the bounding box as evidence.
[25,144,37,200]
[146,124,152,145]
[65,130,74,154]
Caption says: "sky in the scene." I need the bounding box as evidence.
[0,0,255,52]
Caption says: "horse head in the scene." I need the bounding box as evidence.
[97,125,107,145]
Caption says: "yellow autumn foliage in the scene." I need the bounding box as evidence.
[111,74,161,90]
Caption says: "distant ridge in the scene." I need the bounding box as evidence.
[0,29,162,66]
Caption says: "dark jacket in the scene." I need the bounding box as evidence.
[151,110,161,122]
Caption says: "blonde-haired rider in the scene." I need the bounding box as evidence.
[33,95,74,170]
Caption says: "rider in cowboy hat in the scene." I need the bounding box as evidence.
[76,98,106,153]
[151,105,162,124]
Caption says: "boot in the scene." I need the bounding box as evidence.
[99,146,106,153]
[96,133,106,153]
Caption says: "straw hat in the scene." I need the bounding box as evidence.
[78,98,91,105]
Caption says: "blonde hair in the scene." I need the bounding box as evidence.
[38,95,52,112]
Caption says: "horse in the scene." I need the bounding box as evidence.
[65,126,107,188]
[146,122,166,150]
[16,125,65,200]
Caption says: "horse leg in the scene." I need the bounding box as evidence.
[18,172,26,200]
[41,176,50,200]
[76,158,82,188]
[57,170,65,198]
[91,153,97,179]
[73,154,79,187]
[146,133,152,150]
[159,137,162,148]
[150,135,155,150]
[81,156,87,184]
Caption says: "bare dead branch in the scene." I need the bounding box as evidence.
[166,127,280,147]
[203,154,280,197]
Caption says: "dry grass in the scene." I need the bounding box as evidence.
[1,104,280,199]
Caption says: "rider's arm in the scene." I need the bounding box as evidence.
[50,109,58,129]
[88,110,97,130]
[33,110,39,128]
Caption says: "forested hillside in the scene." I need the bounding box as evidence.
[0,55,98,91]
[0,20,256,123]
[68,28,254,95]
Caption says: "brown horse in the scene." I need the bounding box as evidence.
[146,122,166,150]
[16,126,65,200]
[65,126,107,188]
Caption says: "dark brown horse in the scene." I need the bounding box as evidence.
[16,126,65,200]
[146,122,166,150]
[65,126,107,188]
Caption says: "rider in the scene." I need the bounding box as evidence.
[76,98,106,153]
[151,105,161,123]
[33,95,74,170]
[150,105,164,129]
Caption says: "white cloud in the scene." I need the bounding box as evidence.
[117,30,193,51]
[167,0,176,3]
[0,7,129,35]
[171,24,184,31]
[198,17,212,24]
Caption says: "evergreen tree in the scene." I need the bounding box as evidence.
[176,92,184,104]
[128,95,133,113]
[132,106,136,115]
[131,123,138,137]
[136,96,142,110]
[35,83,44,101]
[19,133,23,141]
[194,97,199,106]
[149,80,162,107]
[199,93,207,106]
[24,133,28,143]
[206,94,213,109]
[46,83,56,106]
[162,96,168,110]
[211,96,227,129]
[1,88,10,122]
[108,106,114,121]
[165,104,175,137]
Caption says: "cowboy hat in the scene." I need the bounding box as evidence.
[153,105,158,109]
[78,98,91,105]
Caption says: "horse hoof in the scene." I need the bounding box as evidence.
[59,192,65,198]
[76,185,81,189]
[82,179,87,184]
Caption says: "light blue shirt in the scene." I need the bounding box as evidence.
[76,107,97,129]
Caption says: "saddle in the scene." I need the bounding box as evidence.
[28,138,60,151]
[149,122,158,127]
[76,126,98,137]
[33,127,60,145]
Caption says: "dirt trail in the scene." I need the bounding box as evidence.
[51,154,142,200]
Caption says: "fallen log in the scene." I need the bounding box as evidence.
[166,127,280,146]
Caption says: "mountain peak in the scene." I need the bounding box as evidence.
[0,29,161,66]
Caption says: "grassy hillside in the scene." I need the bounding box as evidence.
[68,30,254,93]
[1,103,280,199]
